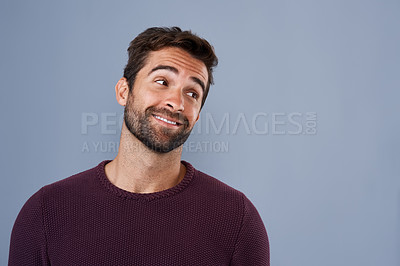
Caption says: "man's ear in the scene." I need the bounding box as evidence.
[195,113,200,123]
[115,77,130,106]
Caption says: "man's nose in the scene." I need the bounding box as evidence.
[165,88,184,112]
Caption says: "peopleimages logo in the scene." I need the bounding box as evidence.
[192,112,317,135]
[80,111,317,153]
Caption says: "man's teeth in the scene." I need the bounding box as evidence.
[154,115,177,125]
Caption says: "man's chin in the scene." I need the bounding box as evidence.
[143,142,182,153]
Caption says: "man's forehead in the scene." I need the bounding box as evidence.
[145,47,208,83]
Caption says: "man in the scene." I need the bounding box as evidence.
[9,27,269,265]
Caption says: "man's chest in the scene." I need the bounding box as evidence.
[45,204,239,265]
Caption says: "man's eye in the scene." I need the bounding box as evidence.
[155,79,167,86]
[187,92,198,99]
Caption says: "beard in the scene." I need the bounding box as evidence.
[123,95,193,153]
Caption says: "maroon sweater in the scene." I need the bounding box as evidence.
[9,160,269,265]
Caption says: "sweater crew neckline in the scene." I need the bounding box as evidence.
[96,160,195,201]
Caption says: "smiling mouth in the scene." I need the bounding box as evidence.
[153,115,182,126]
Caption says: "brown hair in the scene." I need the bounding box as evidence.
[123,27,218,108]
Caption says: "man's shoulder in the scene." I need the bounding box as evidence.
[190,165,246,203]
[41,161,103,197]
[193,167,241,191]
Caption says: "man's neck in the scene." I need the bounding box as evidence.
[105,124,186,194]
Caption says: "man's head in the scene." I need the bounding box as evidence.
[117,27,218,153]
[123,27,218,108]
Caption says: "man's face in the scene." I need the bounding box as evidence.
[124,47,208,153]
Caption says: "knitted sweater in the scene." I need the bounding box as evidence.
[9,160,269,265]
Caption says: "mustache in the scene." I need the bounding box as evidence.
[146,107,189,126]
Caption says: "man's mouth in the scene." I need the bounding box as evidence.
[153,115,182,126]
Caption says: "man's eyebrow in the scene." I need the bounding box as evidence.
[148,65,178,76]
[191,77,205,92]
[148,64,205,92]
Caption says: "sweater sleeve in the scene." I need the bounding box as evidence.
[9,188,50,266]
[230,194,270,266]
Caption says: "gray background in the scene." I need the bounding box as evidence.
[1,0,399,265]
